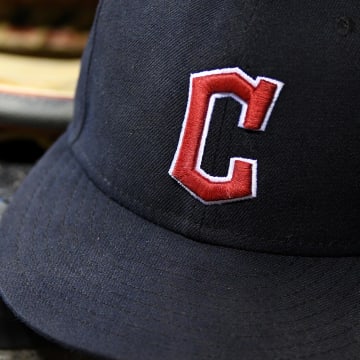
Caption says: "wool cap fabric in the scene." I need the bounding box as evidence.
[0,1,359,359]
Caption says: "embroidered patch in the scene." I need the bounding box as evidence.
[169,67,283,204]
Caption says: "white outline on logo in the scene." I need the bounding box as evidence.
[169,67,284,204]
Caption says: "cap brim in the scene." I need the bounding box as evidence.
[0,134,359,360]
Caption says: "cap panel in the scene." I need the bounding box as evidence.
[69,0,360,255]
[68,0,104,144]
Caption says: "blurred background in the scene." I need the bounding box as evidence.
[0,0,98,213]
[0,1,99,359]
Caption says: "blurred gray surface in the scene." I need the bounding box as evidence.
[0,161,31,220]
[0,94,73,130]
[0,350,42,360]
[0,161,31,200]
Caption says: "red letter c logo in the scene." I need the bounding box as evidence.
[169,68,283,204]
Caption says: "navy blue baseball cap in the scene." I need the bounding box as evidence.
[0,1,359,359]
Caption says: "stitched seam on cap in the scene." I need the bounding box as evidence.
[68,139,358,257]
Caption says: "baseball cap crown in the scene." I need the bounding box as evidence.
[67,1,359,255]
